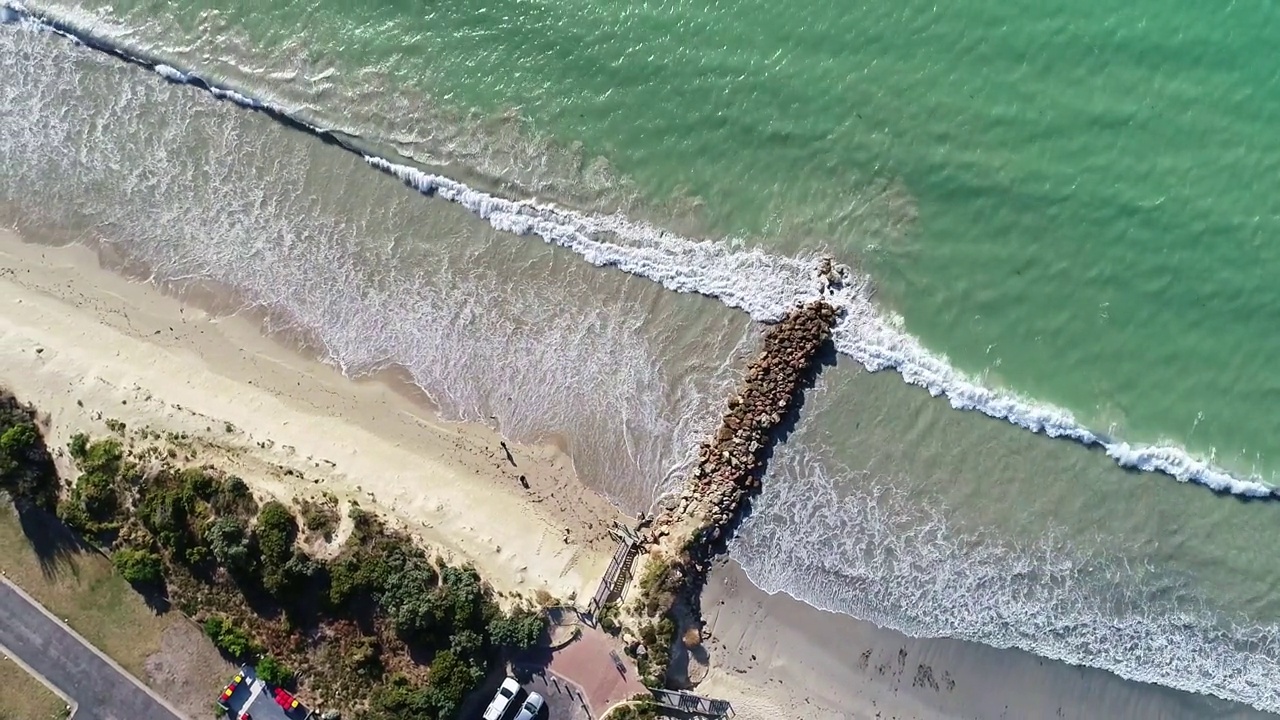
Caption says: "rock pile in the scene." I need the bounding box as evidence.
[646,299,839,558]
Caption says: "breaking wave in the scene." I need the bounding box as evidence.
[2,0,1275,499]
[733,433,1280,714]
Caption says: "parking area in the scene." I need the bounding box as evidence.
[473,666,591,720]
[217,665,308,720]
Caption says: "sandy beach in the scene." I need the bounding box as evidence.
[4,230,1279,720]
[700,559,1280,720]
[0,230,625,603]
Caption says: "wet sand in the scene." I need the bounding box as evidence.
[3,230,1277,720]
[700,559,1279,720]
[0,231,624,602]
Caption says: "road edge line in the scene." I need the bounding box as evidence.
[0,636,79,719]
[0,575,191,719]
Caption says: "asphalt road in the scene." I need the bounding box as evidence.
[0,578,186,720]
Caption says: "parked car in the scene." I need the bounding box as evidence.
[482,677,522,720]
[513,691,544,720]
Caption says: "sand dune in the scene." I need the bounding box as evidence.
[0,231,623,603]
[4,231,1277,720]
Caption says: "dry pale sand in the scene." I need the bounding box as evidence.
[699,559,1280,720]
[0,230,625,603]
[6,230,1277,720]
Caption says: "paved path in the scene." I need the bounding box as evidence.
[545,626,647,715]
[0,576,187,720]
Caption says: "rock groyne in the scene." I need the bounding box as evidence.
[622,297,838,686]
[647,299,838,553]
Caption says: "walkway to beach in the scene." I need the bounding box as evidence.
[545,625,647,716]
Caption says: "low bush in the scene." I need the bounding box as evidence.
[255,655,293,687]
[297,495,340,540]
[112,548,164,585]
[609,695,664,720]
[202,615,260,660]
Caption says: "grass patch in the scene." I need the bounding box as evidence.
[0,655,69,720]
[0,504,172,679]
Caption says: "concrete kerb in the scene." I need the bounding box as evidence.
[0,574,191,719]
[0,636,78,719]
[597,699,644,720]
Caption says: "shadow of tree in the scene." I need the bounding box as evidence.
[13,499,86,581]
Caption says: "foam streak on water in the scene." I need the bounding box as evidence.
[1,0,1274,500]
[733,440,1280,713]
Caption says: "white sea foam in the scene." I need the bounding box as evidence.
[731,415,1280,713]
[5,0,1272,499]
[364,156,1278,498]
[0,17,745,515]
[6,9,1280,714]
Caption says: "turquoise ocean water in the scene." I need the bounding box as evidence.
[7,0,1280,712]
[43,0,1280,483]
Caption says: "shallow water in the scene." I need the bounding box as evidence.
[0,22,746,512]
[7,1,1280,713]
[33,0,1280,483]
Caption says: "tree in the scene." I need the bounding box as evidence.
[449,629,483,660]
[206,516,252,573]
[254,501,299,595]
[423,650,483,720]
[0,420,58,509]
[112,548,164,585]
[254,501,298,561]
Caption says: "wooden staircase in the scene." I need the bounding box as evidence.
[587,522,642,619]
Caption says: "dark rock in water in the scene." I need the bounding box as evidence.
[644,299,838,597]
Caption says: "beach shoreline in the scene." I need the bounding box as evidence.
[0,230,624,602]
[701,558,1280,720]
[4,230,1278,720]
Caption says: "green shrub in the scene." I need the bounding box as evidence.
[255,656,293,687]
[75,438,123,477]
[488,607,545,650]
[179,467,218,501]
[424,650,483,720]
[72,471,119,523]
[367,674,435,720]
[343,636,383,677]
[112,548,164,585]
[138,487,193,553]
[206,516,252,572]
[67,432,89,462]
[202,616,259,660]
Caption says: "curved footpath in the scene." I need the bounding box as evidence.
[0,576,186,720]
